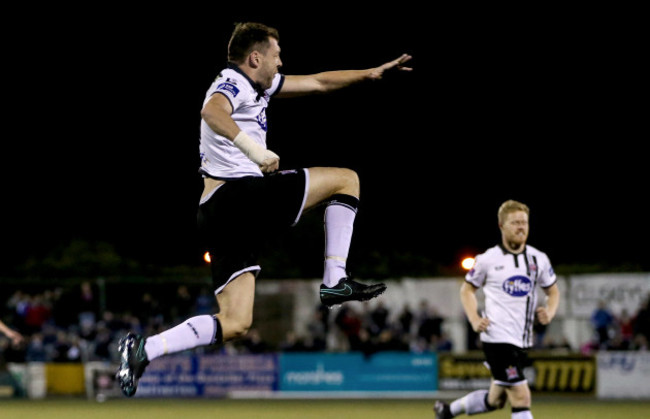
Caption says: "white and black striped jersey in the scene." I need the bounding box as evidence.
[465,244,557,348]
[199,63,285,179]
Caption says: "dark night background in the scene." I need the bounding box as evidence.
[3,6,647,279]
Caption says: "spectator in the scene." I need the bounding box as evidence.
[633,294,650,343]
[23,294,52,335]
[136,292,163,330]
[375,329,409,352]
[279,331,307,352]
[631,334,648,351]
[0,336,26,363]
[397,304,414,336]
[195,287,214,315]
[433,331,453,352]
[369,301,390,336]
[78,281,99,326]
[316,303,331,335]
[52,330,72,362]
[591,300,615,347]
[66,334,83,362]
[418,305,443,345]
[334,306,362,351]
[7,290,30,333]
[93,325,113,361]
[241,328,268,354]
[352,328,377,358]
[50,287,76,328]
[100,311,127,335]
[618,308,635,346]
[305,309,327,351]
[169,285,194,323]
[25,333,48,362]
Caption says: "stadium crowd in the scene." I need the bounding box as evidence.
[1,282,649,365]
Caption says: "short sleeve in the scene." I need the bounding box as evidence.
[538,253,557,288]
[267,73,285,97]
[209,75,249,111]
[465,255,487,287]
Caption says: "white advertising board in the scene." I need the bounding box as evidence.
[597,351,650,399]
[568,273,650,318]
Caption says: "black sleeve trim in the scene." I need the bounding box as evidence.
[272,74,285,97]
[540,277,558,289]
[209,91,235,112]
[463,279,481,289]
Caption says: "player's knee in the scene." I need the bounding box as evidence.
[338,168,359,195]
[345,168,359,188]
[229,317,253,340]
[492,398,507,410]
[508,393,531,408]
[487,391,507,410]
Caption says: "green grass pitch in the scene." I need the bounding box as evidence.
[1,398,649,418]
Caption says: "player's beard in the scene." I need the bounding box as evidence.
[507,240,525,252]
[507,231,527,251]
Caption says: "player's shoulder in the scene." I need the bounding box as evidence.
[525,244,551,260]
[477,245,505,260]
[216,67,244,82]
[470,245,503,270]
[209,68,250,97]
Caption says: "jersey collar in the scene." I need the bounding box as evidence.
[498,243,527,255]
[227,62,266,101]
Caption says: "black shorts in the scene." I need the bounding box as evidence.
[197,169,308,294]
[482,342,529,385]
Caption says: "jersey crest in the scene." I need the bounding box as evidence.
[256,107,268,131]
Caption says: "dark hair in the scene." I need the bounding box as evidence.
[227,22,280,64]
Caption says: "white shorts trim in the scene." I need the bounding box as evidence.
[493,379,528,387]
[291,168,309,226]
[214,265,261,295]
[199,183,225,206]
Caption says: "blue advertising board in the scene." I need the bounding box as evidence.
[279,352,438,392]
[135,354,278,397]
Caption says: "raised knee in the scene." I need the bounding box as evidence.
[219,315,253,341]
[339,168,359,195]
[345,168,359,186]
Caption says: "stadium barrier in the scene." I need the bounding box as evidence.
[438,353,596,394]
[278,352,437,395]
[4,350,650,400]
[597,351,650,399]
[84,352,438,400]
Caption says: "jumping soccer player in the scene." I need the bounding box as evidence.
[434,200,560,419]
[116,22,412,397]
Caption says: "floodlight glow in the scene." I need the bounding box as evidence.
[461,257,475,270]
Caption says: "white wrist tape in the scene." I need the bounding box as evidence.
[232,131,278,165]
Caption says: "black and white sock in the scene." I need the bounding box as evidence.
[511,407,533,418]
[450,389,496,416]
[144,315,220,360]
[323,194,359,288]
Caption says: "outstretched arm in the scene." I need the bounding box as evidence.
[0,320,24,346]
[276,53,412,98]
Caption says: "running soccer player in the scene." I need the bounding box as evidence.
[434,200,560,419]
[116,22,412,397]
